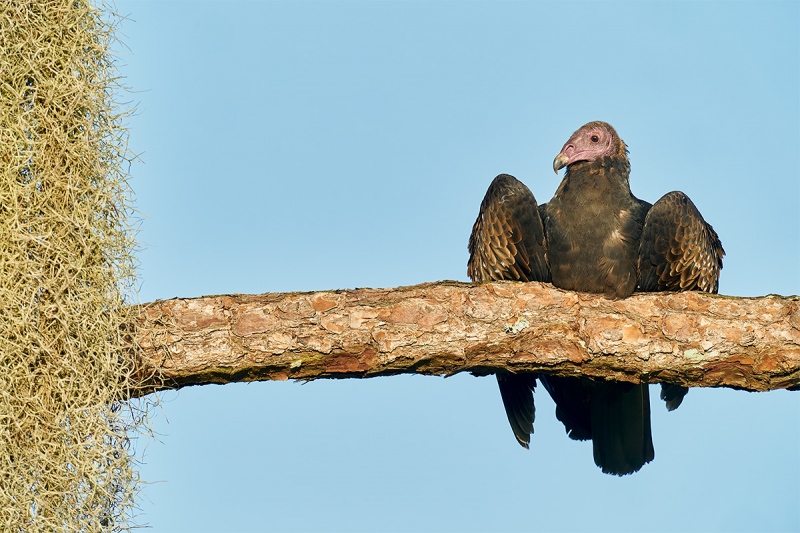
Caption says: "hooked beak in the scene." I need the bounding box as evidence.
[553,152,570,173]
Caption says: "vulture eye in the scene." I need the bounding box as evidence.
[590,135,599,143]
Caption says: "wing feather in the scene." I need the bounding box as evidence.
[468,174,549,449]
[638,191,724,410]
[496,373,538,449]
[638,191,724,293]
[468,174,549,284]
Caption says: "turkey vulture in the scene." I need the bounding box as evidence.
[467,121,724,475]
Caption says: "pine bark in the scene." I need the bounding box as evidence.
[131,281,800,397]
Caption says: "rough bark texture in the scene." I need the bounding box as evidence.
[132,281,800,397]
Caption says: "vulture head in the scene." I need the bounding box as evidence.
[553,121,628,173]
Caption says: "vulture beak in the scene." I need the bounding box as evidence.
[553,152,570,173]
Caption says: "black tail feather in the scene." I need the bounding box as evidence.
[590,382,655,476]
[541,375,655,475]
[660,383,689,411]
[496,372,538,449]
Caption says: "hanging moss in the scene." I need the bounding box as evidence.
[0,1,144,530]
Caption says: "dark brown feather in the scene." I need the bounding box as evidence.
[468,174,549,284]
[496,373,538,448]
[589,380,655,475]
[468,174,549,449]
[637,191,724,409]
[638,191,724,293]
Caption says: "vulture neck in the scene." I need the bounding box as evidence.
[555,156,632,204]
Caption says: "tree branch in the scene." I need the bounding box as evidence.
[132,281,800,397]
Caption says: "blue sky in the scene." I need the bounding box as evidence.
[115,1,799,531]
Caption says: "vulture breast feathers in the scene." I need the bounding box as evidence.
[467,121,724,475]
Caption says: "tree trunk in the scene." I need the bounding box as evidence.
[131,281,800,397]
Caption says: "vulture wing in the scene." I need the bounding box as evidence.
[468,174,549,448]
[468,174,549,284]
[638,191,725,409]
[638,191,724,293]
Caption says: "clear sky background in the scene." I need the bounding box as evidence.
[114,1,799,532]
